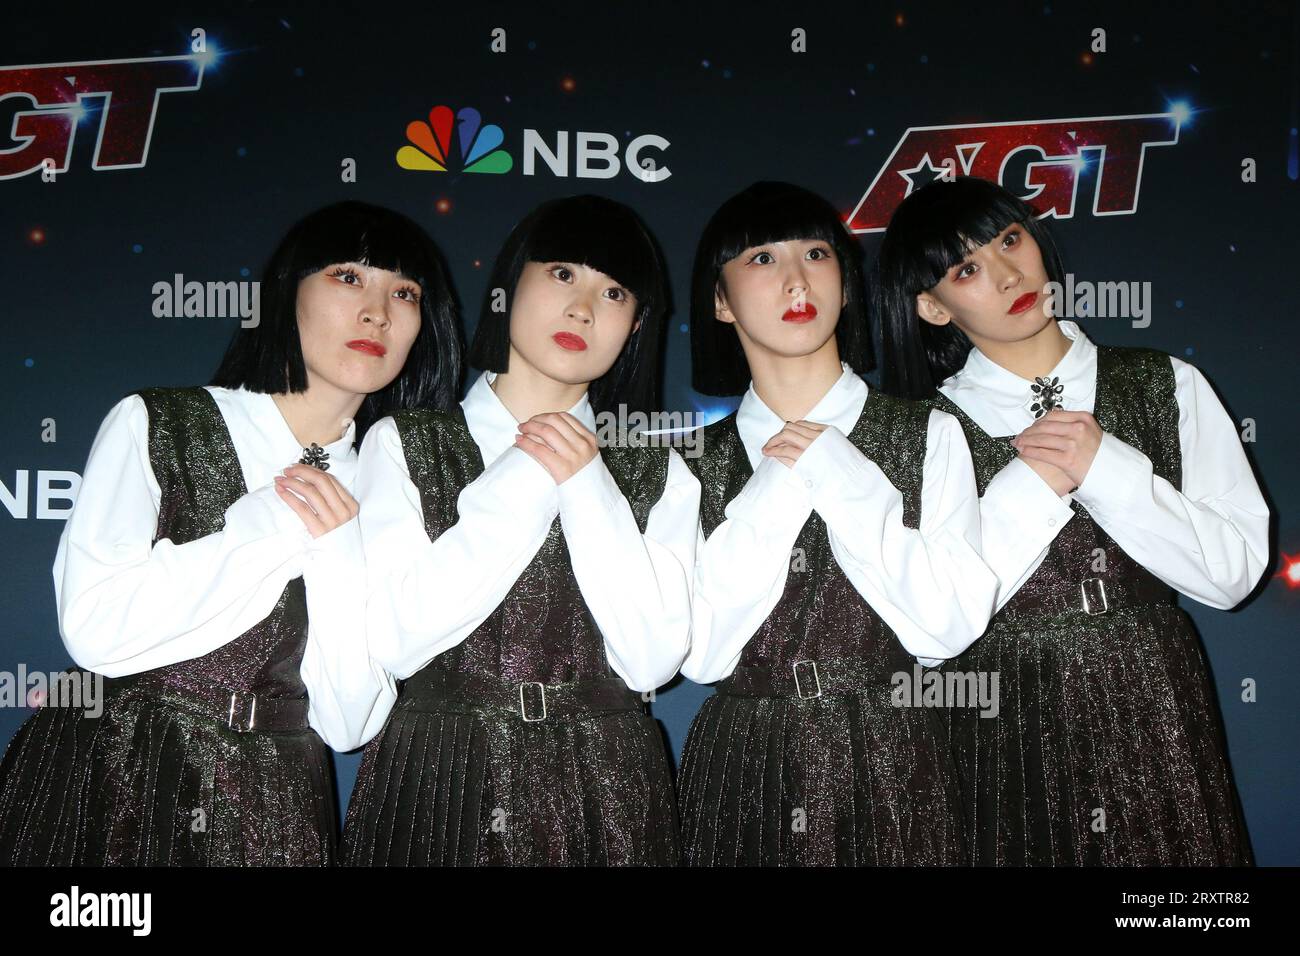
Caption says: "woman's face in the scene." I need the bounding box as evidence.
[295,262,424,396]
[506,260,640,386]
[915,222,1054,346]
[715,238,844,358]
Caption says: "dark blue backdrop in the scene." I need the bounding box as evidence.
[3,1,1296,864]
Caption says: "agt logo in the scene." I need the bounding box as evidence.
[848,110,1184,232]
[397,105,671,182]
[0,54,204,180]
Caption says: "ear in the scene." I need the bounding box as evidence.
[631,318,641,334]
[714,285,736,325]
[916,291,951,328]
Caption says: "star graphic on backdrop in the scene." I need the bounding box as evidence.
[898,153,953,193]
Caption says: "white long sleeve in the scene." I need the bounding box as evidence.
[53,393,315,676]
[51,387,387,752]
[299,515,397,751]
[681,454,814,683]
[357,415,558,682]
[1071,358,1269,608]
[977,457,1076,610]
[682,362,1009,683]
[802,410,998,666]
[557,447,700,692]
[939,320,1270,613]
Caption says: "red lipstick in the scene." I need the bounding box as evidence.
[1008,292,1038,315]
[552,331,588,351]
[347,339,387,357]
[782,304,817,323]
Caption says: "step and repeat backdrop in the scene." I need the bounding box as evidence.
[3,2,1296,862]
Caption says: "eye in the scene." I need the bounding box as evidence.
[806,246,833,261]
[604,287,629,302]
[329,266,362,285]
[954,262,977,280]
[1002,230,1021,248]
[747,250,774,265]
[394,285,422,304]
[549,264,574,282]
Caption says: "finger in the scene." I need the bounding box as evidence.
[1017,420,1078,439]
[785,421,825,439]
[277,474,330,518]
[556,412,597,441]
[517,420,569,454]
[283,466,352,521]
[514,435,563,481]
[1017,446,1070,469]
[275,482,326,536]
[1016,433,1074,453]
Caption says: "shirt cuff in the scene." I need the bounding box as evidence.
[1071,431,1147,515]
[727,453,812,532]
[476,445,560,523]
[227,482,314,552]
[791,425,874,507]
[987,457,1076,538]
[556,454,622,520]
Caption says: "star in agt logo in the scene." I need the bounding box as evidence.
[0,54,204,180]
[847,109,1186,233]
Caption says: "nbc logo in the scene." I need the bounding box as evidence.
[397,104,670,182]
[398,105,512,174]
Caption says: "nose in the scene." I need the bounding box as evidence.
[360,310,392,331]
[784,264,809,297]
[566,294,594,325]
[995,257,1023,292]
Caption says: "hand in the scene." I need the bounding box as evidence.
[514,411,599,485]
[1011,409,1102,487]
[1017,455,1077,496]
[274,463,359,538]
[761,420,827,468]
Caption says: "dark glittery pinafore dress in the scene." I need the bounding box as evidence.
[340,407,680,866]
[676,391,967,866]
[933,346,1252,866]
[0,387,336,866]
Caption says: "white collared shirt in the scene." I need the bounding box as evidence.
[939,320,1270,609]
[357,370,700,699]
[682,361,1002,682]
[51,385,394,752]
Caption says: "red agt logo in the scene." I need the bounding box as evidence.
[847,112,1182,233]
[0,54,204,179]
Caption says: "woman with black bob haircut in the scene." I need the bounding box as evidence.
[690,180,872,395]
[468,193,666,417]
[341,194,700,865]
[675,181,1000,866]
[0,200,463,866]
[875,176,1265,865]
[212,199,463,438]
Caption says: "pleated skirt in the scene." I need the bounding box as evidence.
[676,686,967,866]
[943,604,1252,866]
[0,682,336,866]
[340,704,680,866]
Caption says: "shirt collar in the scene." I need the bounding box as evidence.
[230,386,357,457]
[939,320,1097,436]
[734,361,868,471]
[461,370,598,466]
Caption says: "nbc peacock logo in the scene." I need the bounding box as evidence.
[397,105,513,174]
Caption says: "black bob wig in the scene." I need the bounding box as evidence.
[468,194,668,418]
[210,200,464,441]
[689,181,873,397]
[874,176,1066,400]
